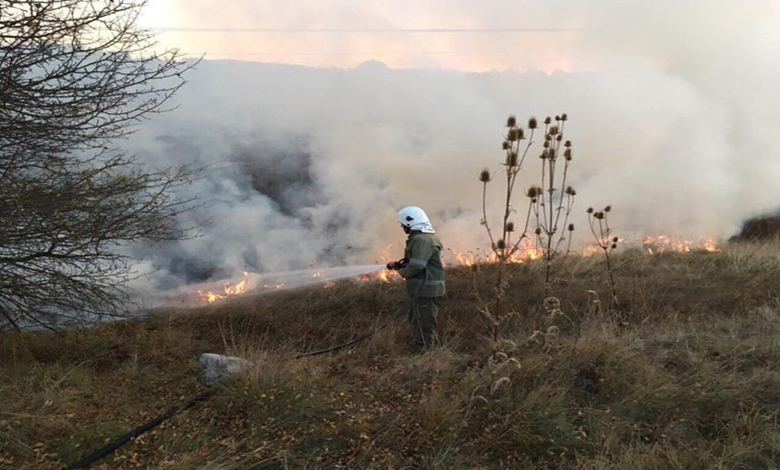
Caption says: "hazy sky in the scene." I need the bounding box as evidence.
[126,0,780,296]
[139,0,780,72]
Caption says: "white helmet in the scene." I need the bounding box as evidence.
[397,206,435,233]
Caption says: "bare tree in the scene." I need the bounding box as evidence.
[0,0,200,330]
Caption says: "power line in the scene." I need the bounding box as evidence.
[179,49,568,57]
[147,27,585,34]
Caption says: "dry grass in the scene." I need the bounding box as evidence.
[4,241,780,469]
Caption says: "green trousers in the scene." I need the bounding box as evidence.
[408,296,442,351]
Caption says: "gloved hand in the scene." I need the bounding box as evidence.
[386,261,403,270]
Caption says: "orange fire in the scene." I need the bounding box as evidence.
[375,269,396,283]
[357,268,398,284]
[446,235,722,264]
[195,234,722,304]
[641,235,721,255]
[443,237,544,266]
[198,277,250,304]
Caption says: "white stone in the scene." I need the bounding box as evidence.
[198,353,255,384]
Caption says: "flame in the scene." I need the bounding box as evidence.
[446,235,721,266]
[642,235,721,254]
[581,237,626,257]
[194,234,722,304]
[198,276,250,304]
[443,237,543,266]
[357,269,398,284]
[703,238,720,252]
[196,266,398,304]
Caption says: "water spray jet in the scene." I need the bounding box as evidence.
[159,264,391,306]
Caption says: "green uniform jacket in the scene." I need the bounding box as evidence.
[398,231,446,297]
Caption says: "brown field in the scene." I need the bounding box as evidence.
[4,240,780,469]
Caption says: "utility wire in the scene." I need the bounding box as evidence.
[145,27,586,34]
[178,48,569,57]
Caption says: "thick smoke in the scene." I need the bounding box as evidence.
[125,1,780,299]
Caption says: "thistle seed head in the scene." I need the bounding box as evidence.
[490,377,512,395]
[492,351,509,362]
[544,116,552,125]
[595,212,604,220]
[506,221,515,232]
[502,141,510,150]
[568,223,575,231]
[498,339,517,353]
[479,169,491,182]
[535,227,542,235]
[604,205,612,212]
[611,243,617,249]
[506,115,516,127]
[613,236,619,243]
[587,207,594,214]
[561,113,568,121]
[549,125,559,136]
[507,128,520,141]
[507,151,519,167]
[504,357,522,372]
[564,140,572,147]
[544,296,561,310]
[528,117,538,129]
[527,186,541,198]
[496,239,506,249]
[564,148,572,160]
[565,186,576,196]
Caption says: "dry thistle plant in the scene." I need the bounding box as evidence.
[586,205,620,312]
[527,325,561,358]
[479,114,577,353]
[478,114,538,354]
[529,114,577,292]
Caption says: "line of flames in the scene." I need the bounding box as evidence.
[197,235,721,304]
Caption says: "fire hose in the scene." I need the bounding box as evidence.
[63,261,421,470]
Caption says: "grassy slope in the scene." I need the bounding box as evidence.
[4,241,780,469]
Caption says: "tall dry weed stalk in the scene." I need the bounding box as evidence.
[478,115,535,351]
[530,115,577,292]
[587,205,620,312]
[479,114,577,350]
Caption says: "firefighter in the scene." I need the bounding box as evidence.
[386,206,446,353]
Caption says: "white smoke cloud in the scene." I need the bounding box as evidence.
[126,0,780,297]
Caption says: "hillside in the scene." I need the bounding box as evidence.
[4,241,780,469]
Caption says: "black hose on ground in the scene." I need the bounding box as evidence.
[63,390,214,470]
